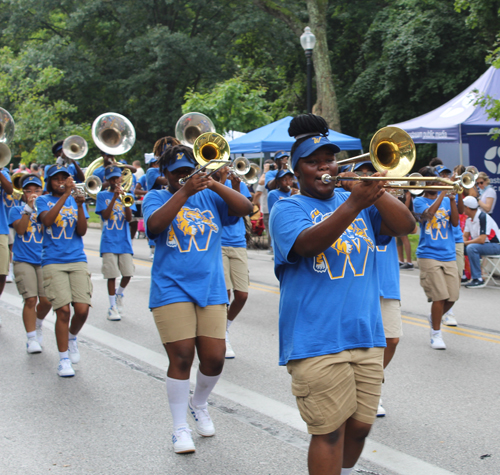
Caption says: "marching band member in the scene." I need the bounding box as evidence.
[0,166,14,322]
[36,165,92,377]
[210,166,252,359]
[44,140,85,189]
[267,169,296,214]
[95,166,137,321]
[91,152,136,189]
[8,175,52,353]
[269,114,415,475]
[142,145,252,454]
[413,166,459,350]
[147,136,179,191]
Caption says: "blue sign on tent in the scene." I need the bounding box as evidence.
[228,116,362,153]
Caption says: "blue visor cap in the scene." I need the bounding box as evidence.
[435,165,452,175]
[353,160,375,172]
[291,136,340,171]
[274,151,289,161]
[166,153,195,172]
[277,169,294,179]
[47,164,70,178]
[22,175,43,188]
[105,166,122,179]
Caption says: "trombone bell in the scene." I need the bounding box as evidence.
[193,132,230,169]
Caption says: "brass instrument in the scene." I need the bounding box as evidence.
[92,112,136,156]
[62,135,88,161]
[11,171,29,200]
[117,187,134,207]
[175,112,215,147]
[178,132,232,185]
[73,175,102,199]
[242,163,261,186]
[0,108,15,168]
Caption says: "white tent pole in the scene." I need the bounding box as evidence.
[459,124,463,166]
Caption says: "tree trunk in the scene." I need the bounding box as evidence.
[306,0,342,132]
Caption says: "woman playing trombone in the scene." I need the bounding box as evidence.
[269,114,415,475]
[142,144,252,454]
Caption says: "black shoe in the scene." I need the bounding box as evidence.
[400,263,414,270]
[465,279,486,289]
[461,277,470,285]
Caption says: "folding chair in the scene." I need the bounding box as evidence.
[481,255,500,286]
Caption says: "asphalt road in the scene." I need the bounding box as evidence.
[1,227,500,475]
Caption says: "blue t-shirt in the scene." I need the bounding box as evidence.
[375,238,400,300]
[138,174,148,191]
[36,194,89,265]
[270,192,389,366]
[221,180,251,248]
[0,169,12,234]
[453,195,464,244]
[143,188,239,309]
[146,167,163,191]
[9,206,44,265]
[267,189,291,214]
[414,196,456,261]
[264,169,278,190]
[91,166,106,183]
[96,191,137,256]
[129,174,137,195]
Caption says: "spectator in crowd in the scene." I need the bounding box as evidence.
[475,171,497,215]
[463,195,500,288]
[253,159,274,253]
[133,160,145,179]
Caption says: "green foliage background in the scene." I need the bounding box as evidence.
[0,0,499,168]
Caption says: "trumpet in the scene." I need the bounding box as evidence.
[242,163,261,186]
[67,175,102,199]
[115,186,134,207]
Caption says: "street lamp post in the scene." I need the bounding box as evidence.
[300,26,316,114]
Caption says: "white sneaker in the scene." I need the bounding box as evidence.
[149,253,154,260]
[6,273,13,283]
[442,311,458,327]
[107,306,121,321]
[115,293,124,314]
[225,332,235,359]
[377,398,386,417]
[172,426,195,454]
[36,325,43,346]
[68,338,80,364]
[26,338,42,354]
[430,331,447,350]
[57,358,75,377]
[188,397,215,437]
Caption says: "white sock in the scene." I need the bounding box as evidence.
[36,318,44,329]
[59,351,69,360]
[26,331,36,339]
[226,319,233,331]
[117,286,125,295]
[191,369,221,407]
[109,295,116,307]
[69,332,77,340]
[9,262,13,275]
[341,468,354,475]
[166,377,191,429]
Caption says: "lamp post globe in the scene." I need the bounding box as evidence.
[300,26,316,114]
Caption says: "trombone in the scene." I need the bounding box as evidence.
[324,126,475,193]
[242,163,261,186]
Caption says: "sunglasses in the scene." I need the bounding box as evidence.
[356,171,374,177]
[477,181,484,185]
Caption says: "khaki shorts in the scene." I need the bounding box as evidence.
[13,261,45,299]
[380,298,402,338]
[0,234,8,275]
[101,253,135,279]
[152,302,227,344]
[8,227,15,245]
[456,243,465,278]
[222,247,249,292]
[43,262,93,310]
[417,258,460,303]
[286,347,384,435]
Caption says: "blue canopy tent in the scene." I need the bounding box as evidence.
[228,116,362,153]
[391,66,500,223]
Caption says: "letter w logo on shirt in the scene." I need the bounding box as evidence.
[47,204,77,240]
[310,210,374,280]
[22,215,43,244]
[105,200,126,231]
[424,208,449,240]
[170,206,219,252]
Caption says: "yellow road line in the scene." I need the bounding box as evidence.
[248,284,280,295]
[402,316,500,345]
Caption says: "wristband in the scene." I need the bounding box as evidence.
[23,204,34,215]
